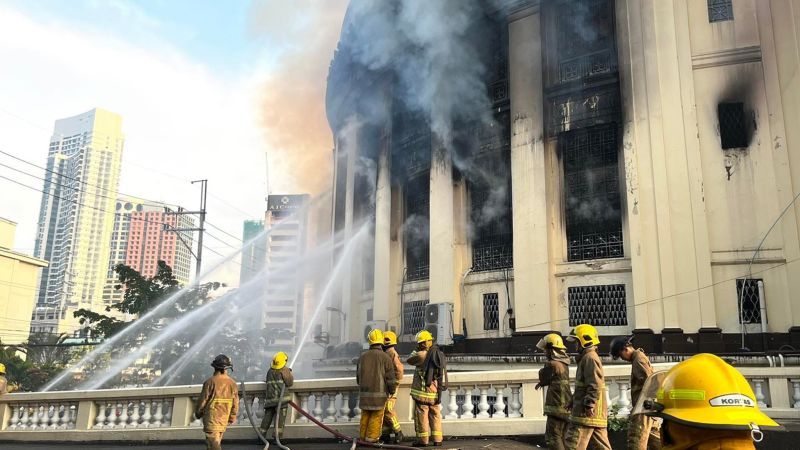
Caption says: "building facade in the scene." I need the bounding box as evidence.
[32,108,125,335]
[0,218,48,345]
[101,195,194,307]
[239,219,265,286]
[325,0,800,353]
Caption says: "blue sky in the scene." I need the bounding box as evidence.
[0,0,347,283]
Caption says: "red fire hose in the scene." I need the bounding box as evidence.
[287,400,424,450]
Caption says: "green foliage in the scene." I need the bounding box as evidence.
[0,334,80,392]
[607,403,629,432]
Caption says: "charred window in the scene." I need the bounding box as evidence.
[708,0,734,23]
[718,103,747,149]
[404,175,430,281]
[469,152,513,271]
[736,278,762,324]
[568,284,627,326]
[562,124,623,261]
[483,293,500,330]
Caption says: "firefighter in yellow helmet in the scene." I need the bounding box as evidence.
[260,351,294,443]
[357,328,397,443]
[563,324,612,450]
[610,336,661,450]
[195,355,239,450]
[0,363,8,396]
[536,333,573,450]
[636,353,780,450]
[408,329,447,447]
[381,330,405,443]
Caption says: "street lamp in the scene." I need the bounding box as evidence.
[326,307,346,344]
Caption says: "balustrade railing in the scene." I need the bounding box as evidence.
[1,364,798,442]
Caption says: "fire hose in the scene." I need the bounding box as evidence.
[241,380,422,450]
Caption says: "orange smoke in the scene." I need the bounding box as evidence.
[250,0,348,196]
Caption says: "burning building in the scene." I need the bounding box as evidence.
[323,0,800,357]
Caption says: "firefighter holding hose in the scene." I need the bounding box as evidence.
[195,354,239,450]
[260,351,294,444]
[357,328,397,444]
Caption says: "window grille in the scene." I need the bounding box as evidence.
[483,293,500,330]
[562,125,623,262]
[403,299,430,335]
[708,0,733,23]
[469,153,513,271]
[718,103,747,149]
[568,284,627,326]
[736,279,762,324]
[405,175,430,281]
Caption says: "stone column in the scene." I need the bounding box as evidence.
[508,6,551,332]
[372,136,392,323]
[429,145,456,307]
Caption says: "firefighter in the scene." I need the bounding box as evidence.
[260,351,294,444]
[195,354,239,450]
[636,353,780,450]
[535,333,572,450]
[408,329,447,447]
[381,330,405,443]
[357,328,397,444]
[0,363,8,396]
[563,324,612,450]
[610,335,661,450]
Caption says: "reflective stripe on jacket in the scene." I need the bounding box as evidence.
[195,373,240,432]
[408,349,438,405]
[264,366,294,408]
[357,345,397,411]
[539,359,572,420]
[569,346,607,428]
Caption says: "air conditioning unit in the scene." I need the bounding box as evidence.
[362,320,387,349]
[424,303,454,346]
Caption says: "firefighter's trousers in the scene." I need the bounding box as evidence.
[628,414,662,450]
[204,431,224,450]
[359,409,385,442]
[564,423,612,450]
[413,402,442,445]
[260,405,288,439]
[383,395,401,434]
[545,416,569,450]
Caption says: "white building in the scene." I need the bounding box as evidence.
[32,108,124,335]
[324,0,800,355]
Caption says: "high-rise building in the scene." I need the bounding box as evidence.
[239,219,265,285]
[102,195,194,307]
[263,194,309,348]
[32,108,124,335]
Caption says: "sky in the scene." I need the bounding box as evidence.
[0,0,347,284]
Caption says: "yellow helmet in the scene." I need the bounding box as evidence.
[0,363,5,374]
[271,351,288,370]
[384,330,398,346]
[536,333,567,351]
[641,354,779,432]
[368,328,384,346]
[415,329,433,344]
[567,324,600,348]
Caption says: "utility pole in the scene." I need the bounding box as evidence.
[191,179,208,278]
[163,180,208,280]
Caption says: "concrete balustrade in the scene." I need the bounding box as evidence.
[1,364,798,443]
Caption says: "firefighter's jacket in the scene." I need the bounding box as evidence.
[408,349,438,405]
[568,346,607,428]
[357,344,397,411]
[539,352,572,420]
[196,372,240,432]
[385,346,404,396]
[629,348,653,408]
[0,375,7,396]
[263,366,294,408]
